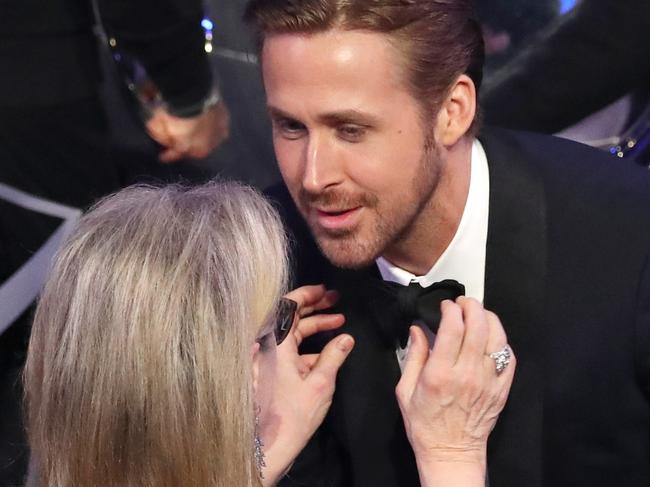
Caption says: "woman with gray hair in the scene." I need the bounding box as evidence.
[24,181,354,486]
[23,181,514,487]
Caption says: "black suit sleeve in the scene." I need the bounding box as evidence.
[97,0,213,112]
[481,0,650,133]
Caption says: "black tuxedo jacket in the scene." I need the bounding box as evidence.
[271,128,650,487]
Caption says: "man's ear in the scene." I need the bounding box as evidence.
[435,74,477,146]
[251,342,261,396]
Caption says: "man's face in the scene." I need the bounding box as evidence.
[262,30,443,268]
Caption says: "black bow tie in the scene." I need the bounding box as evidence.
[365,279,466,348]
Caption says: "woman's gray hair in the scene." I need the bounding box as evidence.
[24,181,289,487]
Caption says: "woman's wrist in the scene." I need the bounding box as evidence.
[415,454,486,487]
[412,443,486,465]
[259,441,297,487]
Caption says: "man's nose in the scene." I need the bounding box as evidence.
[302,133,343,193]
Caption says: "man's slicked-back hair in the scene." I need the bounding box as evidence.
[245,0,484,132]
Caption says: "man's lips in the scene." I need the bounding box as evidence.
[312,206,362,231]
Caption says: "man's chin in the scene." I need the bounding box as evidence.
[313,234,380,270]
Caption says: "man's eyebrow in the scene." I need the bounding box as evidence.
[267,106,294,120]
[267,106,380,126]
[318,110,380,126]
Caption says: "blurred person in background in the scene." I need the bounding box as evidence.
[0,0,229,483]
[24,181,513,487]
[482,0,650,142]
[476,0,559,74]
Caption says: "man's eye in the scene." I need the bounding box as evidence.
[337,124,366,141]
[274,118,306,139]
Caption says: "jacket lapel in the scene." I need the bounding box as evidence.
[481,129,547,487]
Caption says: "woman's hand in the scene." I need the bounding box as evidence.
[395,297,515,487]
[261,284,354,486]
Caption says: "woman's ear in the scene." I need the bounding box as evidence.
[251,341,261,397]
[435,74,477,146]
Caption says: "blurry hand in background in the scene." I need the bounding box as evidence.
[146,100,230,163]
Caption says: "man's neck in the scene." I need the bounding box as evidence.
[382,137,473,276]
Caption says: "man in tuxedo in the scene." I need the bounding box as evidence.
[245,0,650,485]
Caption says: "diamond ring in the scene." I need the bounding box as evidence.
[488,345,511,375]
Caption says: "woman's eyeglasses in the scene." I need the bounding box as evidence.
[258,298,298,346]
[274,297,298,345]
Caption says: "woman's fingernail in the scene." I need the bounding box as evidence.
[409,325,417,340]
[327,289,340,301]
[337,335,354,352]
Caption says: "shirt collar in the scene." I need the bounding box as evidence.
[376,139,490,301]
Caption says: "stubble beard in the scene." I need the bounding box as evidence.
[300,143,442,270]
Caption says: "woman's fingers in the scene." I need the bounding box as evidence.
[396,326,429,407]
[297,290,339,317]
[284,285,340,316]
[456,297,490,369]
[484,310,508,354]
[300,354,319,370]
[292,313,345,347]
[281,285,344,346]
[308,334,355,392]
[284,284,327,308]
[484,311,516,395]
[428,300,465,370]
[302,289,339,316]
